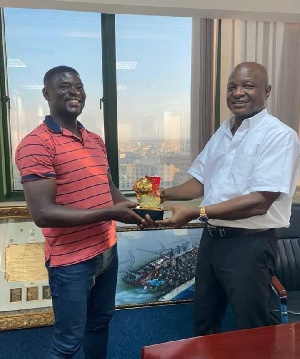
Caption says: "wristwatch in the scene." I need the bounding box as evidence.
[199,206,209,223]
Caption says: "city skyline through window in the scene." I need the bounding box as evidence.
[116,15,191,190]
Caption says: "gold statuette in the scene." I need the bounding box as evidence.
[133,176,164,220]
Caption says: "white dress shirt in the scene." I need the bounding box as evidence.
[188,109,300,229]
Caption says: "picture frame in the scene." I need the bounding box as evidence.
[0,206,203,331]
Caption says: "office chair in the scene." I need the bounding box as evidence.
[273,203,300,324]
[271,275,288,324]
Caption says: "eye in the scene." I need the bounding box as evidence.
[244,84,255,89]
[227,86,234,91]
[60,84,69,90]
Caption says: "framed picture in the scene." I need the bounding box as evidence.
[116,226,202,307]
[0,206,203,331]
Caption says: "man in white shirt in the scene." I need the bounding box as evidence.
[156,62,300,335]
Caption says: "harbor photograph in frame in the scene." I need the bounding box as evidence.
[116,226,202,306]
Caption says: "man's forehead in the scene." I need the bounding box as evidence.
[228,67,264,84]
[53,72,81,82]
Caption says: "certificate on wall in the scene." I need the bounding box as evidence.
[5,243,48,282]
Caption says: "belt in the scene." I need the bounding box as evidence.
[206,224,267,239]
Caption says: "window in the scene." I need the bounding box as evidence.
[3,8,103,194]
[116,15,192,190]
[0,9,192,200]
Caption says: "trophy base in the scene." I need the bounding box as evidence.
[133,207,164,221]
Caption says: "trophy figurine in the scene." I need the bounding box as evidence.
[133,176,164,220]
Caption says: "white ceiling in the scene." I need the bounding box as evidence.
[0,0,300,23]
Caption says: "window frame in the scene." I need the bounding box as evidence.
[101,13,119,189]
[0,8,25,201]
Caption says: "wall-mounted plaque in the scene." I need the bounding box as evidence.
[42,286,51,300]
[26,286,38,301]
[10,288,22,303]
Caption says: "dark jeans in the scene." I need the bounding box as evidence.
[194,227,278,336]
[46,244,118,359]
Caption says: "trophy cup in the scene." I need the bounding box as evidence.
[133,176,164,220]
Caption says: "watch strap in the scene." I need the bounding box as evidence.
[199,206,209,223]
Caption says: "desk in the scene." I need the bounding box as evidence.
[141,323,300,359]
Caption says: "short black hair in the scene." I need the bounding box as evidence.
[43,66,79,85]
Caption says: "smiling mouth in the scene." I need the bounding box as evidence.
[232,101,248,104]
[67,99,81,105]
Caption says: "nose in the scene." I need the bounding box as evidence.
[69,87,81,95]
[233,86,245,97]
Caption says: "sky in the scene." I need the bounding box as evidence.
[4,8,191,139]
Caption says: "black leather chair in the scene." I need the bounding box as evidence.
[273,202,300,323]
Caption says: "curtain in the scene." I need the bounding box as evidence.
[190,18,217,161]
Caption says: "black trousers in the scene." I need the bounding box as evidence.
[194,227,278,336]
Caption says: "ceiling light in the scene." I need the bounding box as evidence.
[116,61,137,70]
[22,85,43,90]
[8,58,27,68]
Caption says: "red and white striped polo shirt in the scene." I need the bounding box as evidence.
[15,115,117,266]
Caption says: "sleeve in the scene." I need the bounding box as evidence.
[250,129,300,196]
[187,139,211,184]
[15,133,56,183]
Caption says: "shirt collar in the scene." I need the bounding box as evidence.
[222,108,269,134]
[240,108,268,131]
[44,115,85,134]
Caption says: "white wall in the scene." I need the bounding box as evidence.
[0,0,300,22]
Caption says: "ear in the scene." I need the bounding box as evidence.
[265,85,271,100]
[42,87,50,101]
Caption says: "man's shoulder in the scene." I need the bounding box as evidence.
[209,119,229,140]
[265,113,298,136]
[22,122,49,138]
[15,123,55,165]
[258,113,300,149]
[17,122,53,149]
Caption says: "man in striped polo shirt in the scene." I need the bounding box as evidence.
[15,66,147,359]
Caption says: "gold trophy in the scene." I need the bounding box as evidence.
[133,176,164,220]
